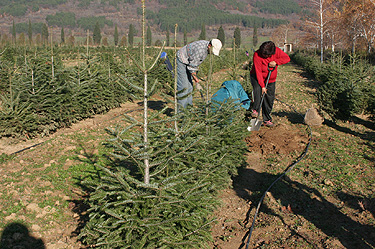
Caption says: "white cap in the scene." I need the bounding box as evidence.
[211,39,222,56]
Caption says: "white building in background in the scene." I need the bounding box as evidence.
[281,43,293,52]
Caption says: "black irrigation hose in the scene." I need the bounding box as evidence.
[245,97,313,249]
[11,141,45,155]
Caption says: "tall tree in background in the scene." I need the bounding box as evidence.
[166,28,170,46]
[12,20,16,44]
[93,21,101,45]
[28,20,32,44]
[198,24,206,40]
[217,25,225,47]
[42,23,48,45]
[341,0,375,53]
[234,27,241,47]
[183,28,187,45]
[306,0,337,63]
[271,24,293,47]
[114,24,119,46]
[146,25,152,46]
[128,24,135,47]
[60,27,65,44]
[253,26,258,48]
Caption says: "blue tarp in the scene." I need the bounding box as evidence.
[211,80,250,110]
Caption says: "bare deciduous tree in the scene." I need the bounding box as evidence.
[305,0,337,62]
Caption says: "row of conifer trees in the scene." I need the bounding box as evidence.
[291,51,375,121]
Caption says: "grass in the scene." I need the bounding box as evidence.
[274,64,375,195]
[0,59,374,248]
[244,63,375,248]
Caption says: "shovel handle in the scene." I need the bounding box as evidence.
[256,66,275,113]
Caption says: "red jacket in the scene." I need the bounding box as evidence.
[250,47,290,88]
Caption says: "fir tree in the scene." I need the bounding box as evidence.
[198,24,206,40]
[60,27,65,44]
[217,25,225,47]
[28,20,32,45]
[234,27,241,48]
[128,24,135,47]
[146,25,152,46]
[93,21,101,45]
[114,24,119,46]
[253,25,258,48]
[76,2,250,249]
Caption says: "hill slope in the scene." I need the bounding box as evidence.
[0,0,307,41]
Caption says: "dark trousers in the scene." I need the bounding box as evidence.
[250,75,276,122]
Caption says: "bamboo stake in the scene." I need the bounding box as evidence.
[51,27,54,79]
[174,24,178,133]
[142,0,150,184]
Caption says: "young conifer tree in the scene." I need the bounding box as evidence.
[79,1,249,247]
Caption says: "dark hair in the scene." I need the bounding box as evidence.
[259,41,276,58]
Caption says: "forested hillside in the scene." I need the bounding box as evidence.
[0,0,306,40]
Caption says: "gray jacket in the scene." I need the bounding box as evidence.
[177,40,209,73]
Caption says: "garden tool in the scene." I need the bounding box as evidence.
[247,66,275,131]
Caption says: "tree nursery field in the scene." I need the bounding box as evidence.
[0,46,374,248]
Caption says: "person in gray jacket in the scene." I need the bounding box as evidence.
[176,39,222,110]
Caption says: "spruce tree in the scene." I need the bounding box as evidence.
[93,21,101,45]
[253,26,258,48]
[114,24,119,46]
[28,20,32,45]
[60,27,65,44]
[146,25,152,46]
[217,25,225,47]
[234,27,241,48]
[198,24,206,40]
[128,24,135,47]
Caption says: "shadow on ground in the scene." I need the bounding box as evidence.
[233,168,375,249]
[0,222,45,249]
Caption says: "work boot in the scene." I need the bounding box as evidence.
[263,120,275,127]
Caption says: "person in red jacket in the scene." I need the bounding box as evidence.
[250,41,290,127]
